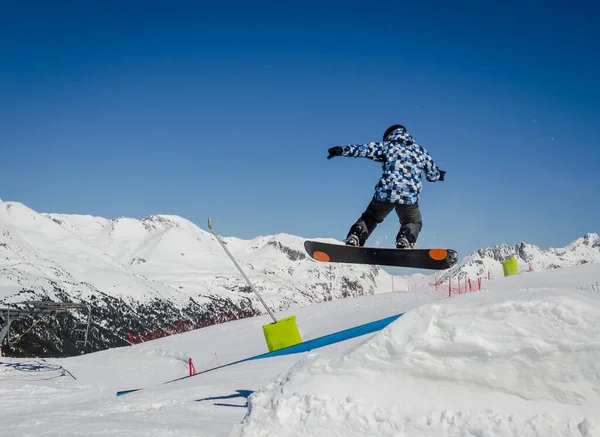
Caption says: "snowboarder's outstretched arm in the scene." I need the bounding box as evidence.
[422,146,444,182]
[327,142,387,162]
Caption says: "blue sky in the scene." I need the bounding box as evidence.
[1,1,599,273]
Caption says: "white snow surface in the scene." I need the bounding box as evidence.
[439,233,600,282]
[2,199,598,314]
[2,262,600,436]
[0,201,400,311]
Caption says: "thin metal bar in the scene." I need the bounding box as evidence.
[0,302,92,349]
[84,305,91,348]
[207,218,278,323]
[0,309,11,346]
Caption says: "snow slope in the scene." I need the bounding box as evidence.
[233,287,600,436]
[439,233,600,282]
[3,200,597,310]
[1,261,600,436]
[0,201,394,308]
[1,199,599,358]
[0,201,400,355]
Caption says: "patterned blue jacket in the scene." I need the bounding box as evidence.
[340,128,441,205]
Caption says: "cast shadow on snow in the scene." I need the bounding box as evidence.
[0,360,76,380]
[194,389,254,408]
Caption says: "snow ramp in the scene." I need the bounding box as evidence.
[231,287,600,437]
[116,312,404,396]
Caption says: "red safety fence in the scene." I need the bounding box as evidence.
[447,276,482,297]
[127,307,258,345]
[433,274,485,297]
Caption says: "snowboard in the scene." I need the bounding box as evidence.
[304,240,458,270]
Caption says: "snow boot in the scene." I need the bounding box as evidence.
[345,224,368,247]
[345,234,360,246]
[395,228,416,249]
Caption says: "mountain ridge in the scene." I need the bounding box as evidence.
[438,232,600,281]
[1,199,598,357]
[0,201,390,357]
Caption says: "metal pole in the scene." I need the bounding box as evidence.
[84,305,91,348]
[0,309,10,346]
[207,218,278,323]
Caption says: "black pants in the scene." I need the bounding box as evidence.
[347,198,423,246]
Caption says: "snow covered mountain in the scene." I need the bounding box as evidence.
[1,198,598,358]
[439,233,600,281]
[0,200,393,357]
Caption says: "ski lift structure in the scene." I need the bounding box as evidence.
[0,301,91,353]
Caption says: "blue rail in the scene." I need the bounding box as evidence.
[116,312,404,396]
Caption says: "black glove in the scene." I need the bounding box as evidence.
[438,170,446,181]
[327,146,343,159]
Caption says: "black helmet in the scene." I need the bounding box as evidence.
[383,124,406,141]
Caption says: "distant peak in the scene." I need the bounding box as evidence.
[440,232,600,281]
[573,233,600,247]
[142,215,181,227]
[140,214,201,232]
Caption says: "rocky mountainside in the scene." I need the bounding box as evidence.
[1,199,598,358]
[438,233,600,281]
[0,201,392,357]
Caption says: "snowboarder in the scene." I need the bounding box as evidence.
[327,124,445,249]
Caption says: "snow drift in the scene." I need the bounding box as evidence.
[232,287,600,437]
[2,261,600,437]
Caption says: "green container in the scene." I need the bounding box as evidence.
[502,257,519,277]
[263,315,302,352]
